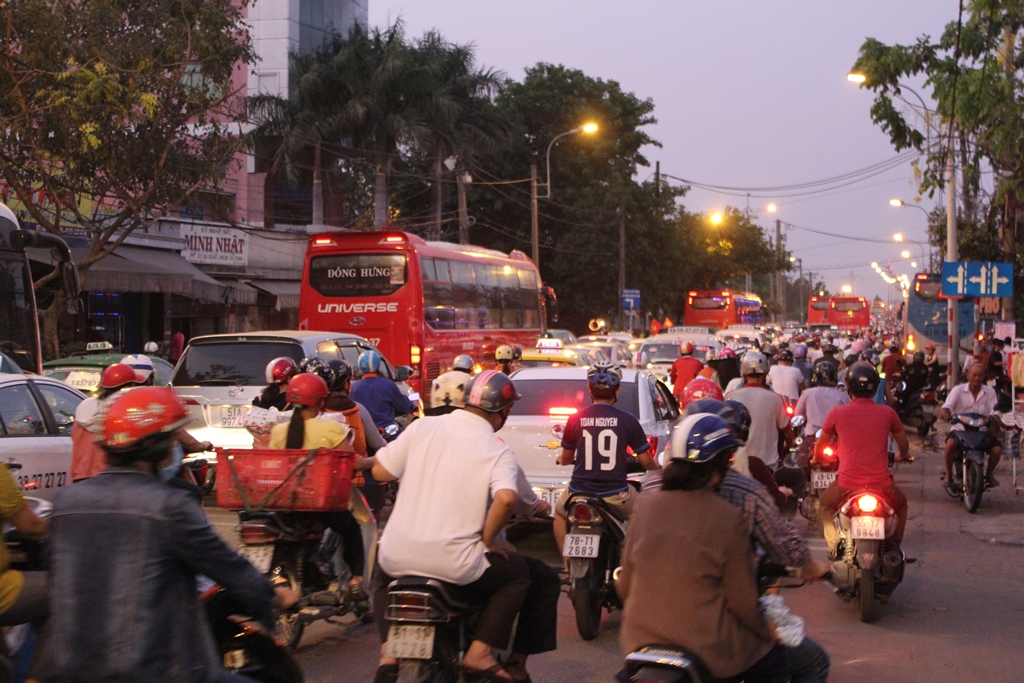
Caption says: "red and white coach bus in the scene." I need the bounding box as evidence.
[298,231,552,399]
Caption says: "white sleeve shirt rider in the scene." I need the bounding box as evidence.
[941,383,997,431]
[376,410,519,585]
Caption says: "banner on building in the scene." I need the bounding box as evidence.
[181,224,248,266]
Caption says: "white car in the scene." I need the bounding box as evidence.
[0,374,86,500]
[498,367,681,509]
[636,335,723,389]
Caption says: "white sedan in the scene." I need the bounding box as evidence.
[0,373,85,500]
[498,367,681,510]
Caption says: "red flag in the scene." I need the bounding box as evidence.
[663,317,674,329]
[649,318,662,336]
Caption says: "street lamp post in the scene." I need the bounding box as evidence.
[890,199,934,271]
[531,124,599,270]
[789,256,803,323]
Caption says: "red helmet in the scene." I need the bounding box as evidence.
[285,373,330,406]
[679,377,724,409]
[718,347,737,359]
[265,357,298,384]
[101,363,141,390]
[102,387,188,452]
[679,341,694,356]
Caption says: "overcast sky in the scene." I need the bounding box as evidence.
[369,1,953,304]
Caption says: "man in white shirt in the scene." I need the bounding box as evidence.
[940,363,1002,487]
[765,349,805,401]
[795,362,849,436]
[369,371,556,683]
[725,352,794,475]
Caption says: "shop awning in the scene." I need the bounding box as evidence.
[115,246,227,303]
[212,278,258,306]
[248,279,301,310]
[26,247,195,296]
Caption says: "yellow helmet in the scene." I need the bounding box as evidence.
[495,345,514,362]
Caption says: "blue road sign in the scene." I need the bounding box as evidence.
[621,288,641,310]
[941,261,1014,298]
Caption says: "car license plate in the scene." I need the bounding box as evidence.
[539,488,562,511]
[218,405,249,428]
[811,470,837,490]
[385,625,435,659]
[563,533,599,558]
[239,545,274,573]
[850,516,884,540]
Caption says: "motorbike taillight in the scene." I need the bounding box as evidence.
[239,523,279,545]
[573,503,592,523]
[855,494,879,514]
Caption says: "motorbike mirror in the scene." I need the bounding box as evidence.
[814,428,823,439]
[384,424,400,438]
[407,392,421,404]
[394,366,413,381]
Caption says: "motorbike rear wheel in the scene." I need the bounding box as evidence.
[572,570,602,641]
[271,559,305,651]
[859,570,875,623]
[964,460,984,513]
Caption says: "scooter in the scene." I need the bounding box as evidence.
[892,381,939,437]
[563,491,627,640]
[944,413,992,513]
[799,431,837,526]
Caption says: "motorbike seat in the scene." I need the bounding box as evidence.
[564,492,628,522]
[389,577,470,613]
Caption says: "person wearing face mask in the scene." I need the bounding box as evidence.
[46,387,297,682]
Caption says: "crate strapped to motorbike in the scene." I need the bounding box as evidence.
[216,448,355,511]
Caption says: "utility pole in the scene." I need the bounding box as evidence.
[618,206,626,332]
[946,130,960,386]
[456,168,469,245]
[530,164,539,269]
[776,219,783,323]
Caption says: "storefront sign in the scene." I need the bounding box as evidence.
[181,224,248,266]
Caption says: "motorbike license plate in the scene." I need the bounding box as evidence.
[239,545,274,574]
[811,470,837,490]
[386,624,435,659]
[217,405,249,428]
[850,516,884,540]
[563,533,599,558]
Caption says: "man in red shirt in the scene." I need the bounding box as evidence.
[669,341,704,400]
[880,341,907,382]
[815,362,909,554]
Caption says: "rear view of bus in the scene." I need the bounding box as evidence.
[828,296,870,332]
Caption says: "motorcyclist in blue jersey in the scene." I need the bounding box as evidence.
[349,350,415,430]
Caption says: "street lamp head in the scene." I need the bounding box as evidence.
[893,232,904,243]
[841,284,853,294]
[709,212,724,225]
[911,261,918,268]
[847,72,867,84]
[581,122,598,134]
[766,203,777,213]
[789,256,796,263]
[890,198,905,207]
[901,250,911,259]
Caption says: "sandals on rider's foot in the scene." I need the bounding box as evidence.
[896,455,915,463]
[463,664,513,683]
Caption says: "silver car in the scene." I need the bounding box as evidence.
[0,374,86,500]
[497,367,680,509]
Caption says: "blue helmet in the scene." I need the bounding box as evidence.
[587,361,622,390]
[721,400,752,445]
[357,349,383,375]
[667,413,739,464]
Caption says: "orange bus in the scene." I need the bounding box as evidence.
[683,290,763,330]
[298,230,551,399]
[806,295,871,332]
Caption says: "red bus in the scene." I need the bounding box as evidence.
[682,290,763,330]
[806,295,870,332]
[807,296,830,326]
[298,231,550,399]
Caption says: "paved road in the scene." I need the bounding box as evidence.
[206,427,1024,682]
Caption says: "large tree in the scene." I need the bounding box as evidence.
[0,0,255,353]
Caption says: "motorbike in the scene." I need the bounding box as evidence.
[235,489,378,649]
[826,486,905,623]
[944,413,993,513]
[563,490,628,640]
[798,430,837,526]
[202,585,305,682]
[892,381,939,437]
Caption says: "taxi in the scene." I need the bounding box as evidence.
[498,366,680,510]
[518,338,588,368]
[42,342,175,397]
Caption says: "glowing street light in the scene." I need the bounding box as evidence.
[841,284,853,294]
[847,72,867,84]
[766,203,778,213]
[893,232,904,243]
[901,250,911,259]
[709,212,724,225]
[870,261,879,269]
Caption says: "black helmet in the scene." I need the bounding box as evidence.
[913,351,925,363]
[722,399,752,444]
[811,362,838,387]
[846,362,880,398]
[300,357,336,387]
[777,349,794,362]
[326,359,354,392]
[762,343,778,357]
[464,370,519,413]
[822,343,838,355]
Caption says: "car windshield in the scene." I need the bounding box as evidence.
[518,358,576,368]
[513,378,639,418]
[42,365,103,393]
[171,341,304,386]
[638,344,679,364]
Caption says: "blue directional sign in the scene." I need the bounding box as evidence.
[941,261,1014,298]
[621,288,641,310]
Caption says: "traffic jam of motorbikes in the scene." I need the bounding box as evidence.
[2,194,1021,683]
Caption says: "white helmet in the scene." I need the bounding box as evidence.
[120,354,155,383]
[430,371,470,409]
[740,351,769,377]
[143,342,159,354]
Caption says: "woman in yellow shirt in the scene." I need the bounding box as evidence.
[269,374,368,608]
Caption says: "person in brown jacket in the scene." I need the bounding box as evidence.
[618,413,789,682]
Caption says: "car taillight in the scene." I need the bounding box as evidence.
[549,407,577,417]
[239,523,279,545]
[856,494,879,513]
[180,399,200,406]
[645,434,658,455]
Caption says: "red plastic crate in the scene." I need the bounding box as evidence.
[216,448,355,511]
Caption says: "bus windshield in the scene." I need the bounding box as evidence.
[0,251,40,372]
[308,253,409,297]
[689,296,728,310]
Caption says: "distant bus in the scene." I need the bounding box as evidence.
[683,290,762,330]
[298,230,551,399]
[903,273,973,364]
[806,295,871,332]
